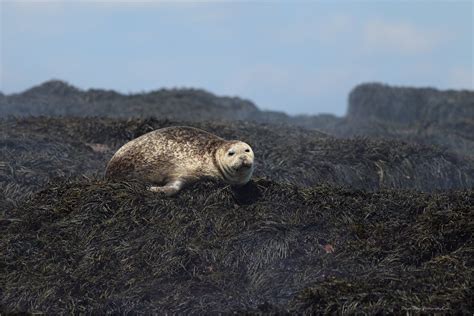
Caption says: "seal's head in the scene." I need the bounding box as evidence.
[216,141,254,185]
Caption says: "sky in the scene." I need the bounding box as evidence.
[0,1,473,116]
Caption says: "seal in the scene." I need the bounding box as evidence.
[105,126,255,196]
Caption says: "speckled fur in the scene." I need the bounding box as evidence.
[105,126,254,194]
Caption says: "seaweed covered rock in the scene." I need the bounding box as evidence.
[1,115,473,314]
[0,80,261,121]
[327,117,474,158]
[1,178,472,313]
[2,117,473,205]
[337,83,474,157]
[0,120,108,213]
[348,83,474,125]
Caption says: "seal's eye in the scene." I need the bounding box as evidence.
[228,151,235,156]
[245,149,250,153]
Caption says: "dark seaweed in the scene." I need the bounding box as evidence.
[1,178,472,314]
[0,116,473,314]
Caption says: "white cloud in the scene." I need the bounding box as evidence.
[362,19,443,54]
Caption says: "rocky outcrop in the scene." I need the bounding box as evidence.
[348,83,474,124]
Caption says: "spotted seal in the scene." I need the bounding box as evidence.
[105,126,254,195]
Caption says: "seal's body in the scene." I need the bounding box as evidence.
[105,126,254,195]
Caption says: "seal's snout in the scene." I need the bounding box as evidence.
[238,155,253,169]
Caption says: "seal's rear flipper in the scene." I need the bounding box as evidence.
[149,179,184,196]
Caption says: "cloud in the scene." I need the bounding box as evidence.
[362,19,443,54]
[276,13,447,57]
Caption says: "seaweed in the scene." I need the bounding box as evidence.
[1,117,472,202]
[1,179,472,313]
[0,115,472,313]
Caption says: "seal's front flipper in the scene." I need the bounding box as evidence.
[149,179,184,196]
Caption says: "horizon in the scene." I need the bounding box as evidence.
[1,1,473,116]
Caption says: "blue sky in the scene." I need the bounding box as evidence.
[1,1,472,115]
